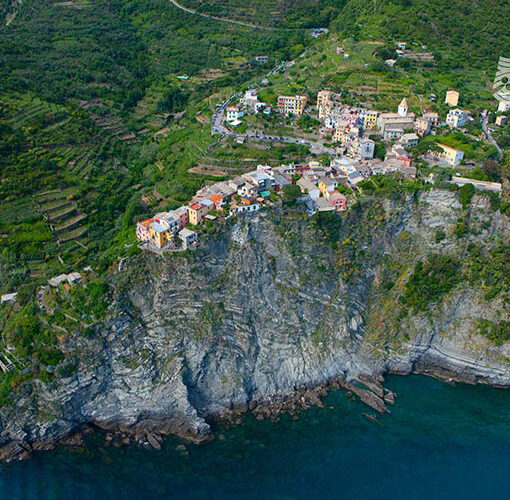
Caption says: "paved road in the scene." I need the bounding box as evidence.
[169,0,274,30]
[209,60,340,155]
[481,110,503,159]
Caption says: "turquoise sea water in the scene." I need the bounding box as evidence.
[1,375,510,499]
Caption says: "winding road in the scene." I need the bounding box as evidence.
[168,0,275,30]
[481,110,503,159]
[209,59,339,156]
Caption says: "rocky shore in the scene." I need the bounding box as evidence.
[0,189,508,461]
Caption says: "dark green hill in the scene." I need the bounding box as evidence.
[334,0,510,71]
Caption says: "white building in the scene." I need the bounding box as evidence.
[178,228,198,249]
[358,138,375,160]
[400,133,419,148]
[1,293,17,303]
[398,97,409,117]
[384,128,404,141]
[226,106,242,122]
[446,109,471,128]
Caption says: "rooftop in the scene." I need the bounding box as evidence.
[151,221,168,233]
[179,228,196,237]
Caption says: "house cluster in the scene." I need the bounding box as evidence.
[293,161,350,212]
[294,151,416,211]
[136,206,198,251]
[138,150,424,248]
[317,91,440,159]
[137,164,311,250]
[310,28,329,38]
[226,89,272,127]
[376,98,438,141]
[48,272,83,288]
[227,89,309,122]
[317,90,378,157]
[384,41,434,66]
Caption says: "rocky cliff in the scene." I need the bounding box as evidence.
[1,189,509,459]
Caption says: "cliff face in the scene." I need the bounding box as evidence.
[1,189,509,458]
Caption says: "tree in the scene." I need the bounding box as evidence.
[459,183,475,207]
[281,184,302,205]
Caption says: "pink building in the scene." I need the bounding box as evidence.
[329,191,347,212]
[136,219,153,241]
[173,206,189,229]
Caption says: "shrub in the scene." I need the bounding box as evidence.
[281,184,302,205]
[402,255,460,311]
[478,320,510,346]
[435,228,446,243]
[459,183,475,207]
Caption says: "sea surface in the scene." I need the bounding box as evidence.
[1,375,510,499]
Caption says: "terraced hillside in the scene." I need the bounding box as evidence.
[0,93,142,293]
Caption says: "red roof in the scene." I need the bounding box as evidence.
[139,219,153,228]
[209,195,223,203]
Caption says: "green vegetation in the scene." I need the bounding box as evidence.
[478,320,510,346]
[358,174,431,197]
[334,0,510,72]
[178,0,344,28]
[459,183,475,208]
[401,255,460,312]
[281,184,302,205]
[467,243,510,302]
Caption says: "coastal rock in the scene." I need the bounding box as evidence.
[147,434,161,450]
[0,190,508,459]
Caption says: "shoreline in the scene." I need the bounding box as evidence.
[2,365,506,462]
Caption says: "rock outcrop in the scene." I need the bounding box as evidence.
[0,189,508,459]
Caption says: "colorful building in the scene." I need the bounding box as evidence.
[329,191,347,211]
[149,220,173,248]
[187,203,212,226]
[445,90,459,107]
[436,143,464,166]
[136,219,153,242]
[363,110,378,130]
[318,177,338,198]
[277,95,308,115]
[316,90,334,108]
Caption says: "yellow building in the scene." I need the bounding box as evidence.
[149,220,172,248]
[187,202,212,225]
[445,90,459,107]
[277,95,308,115]
[436,143,464,166]
[333,126,347,144]
[318,177,337,198]
[316,90,333,108]
[363,110,378,130]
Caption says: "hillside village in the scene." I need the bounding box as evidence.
[137,83,504,251]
